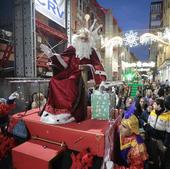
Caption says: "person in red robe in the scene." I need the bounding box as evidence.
[40,23,106,124]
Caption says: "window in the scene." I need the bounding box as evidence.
[83,1,86,13]
[78,0,83,11]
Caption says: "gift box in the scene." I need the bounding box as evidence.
[12,140,65,169]
[91,90,115,120]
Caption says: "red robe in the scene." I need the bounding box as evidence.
[45,46,105,122]
[114,134,148,169]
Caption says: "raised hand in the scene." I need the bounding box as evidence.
[40,44,53,58]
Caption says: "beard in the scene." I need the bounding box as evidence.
[72,35,92,60]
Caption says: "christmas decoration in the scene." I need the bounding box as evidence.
[123,31,139,47]
[102,27,170,48]
[140,33,157,45]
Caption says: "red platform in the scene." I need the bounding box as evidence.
[11,109,119,157]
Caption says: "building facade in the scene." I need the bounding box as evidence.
[149,0,163,81]
[0,0,125,81]
[157,0,170,82]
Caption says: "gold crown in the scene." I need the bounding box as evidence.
[121,115,139,135]
[73,14,103,46]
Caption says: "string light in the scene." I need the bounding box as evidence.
[140,33,157,45]
[101,27,170,48]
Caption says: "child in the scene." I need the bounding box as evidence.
[31,92,46,110]
[114,115,148,169]
[0,92,19,134]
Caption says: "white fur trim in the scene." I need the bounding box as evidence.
[95,70,107,76]
[40,111,75,124]
[53,53,68,69]
[40,111,57,124]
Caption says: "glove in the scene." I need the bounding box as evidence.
[40,44,53,58]
[7,91,19,104]
[157,140,167,153]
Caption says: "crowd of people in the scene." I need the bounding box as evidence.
[113,80,170,169]
[0,77,170,169]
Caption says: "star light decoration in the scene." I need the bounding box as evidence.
[123,30,139,47]
[101,27,170,49]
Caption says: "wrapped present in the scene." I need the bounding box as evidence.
[91,90,115,120]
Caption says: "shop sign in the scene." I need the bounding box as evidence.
[35,0,66,28]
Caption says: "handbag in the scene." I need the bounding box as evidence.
[12,119,28,139]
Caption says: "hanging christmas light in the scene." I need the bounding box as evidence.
[123,30,139,47]
[109,36,123,47]
[101,36,123,48]
[140,32,170,46]
[102,27,170,49]
[140,33,157,45]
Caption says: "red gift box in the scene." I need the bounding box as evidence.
[12,140,65,169]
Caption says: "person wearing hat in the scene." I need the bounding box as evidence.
[0,92,19,134]
[39,18,106,124]
[114,115,148,169]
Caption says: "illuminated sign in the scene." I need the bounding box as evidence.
[35,0,65,28]
[137,68,150,72]
[124,61,155,68]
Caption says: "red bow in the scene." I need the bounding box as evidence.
[70,149,94,169]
